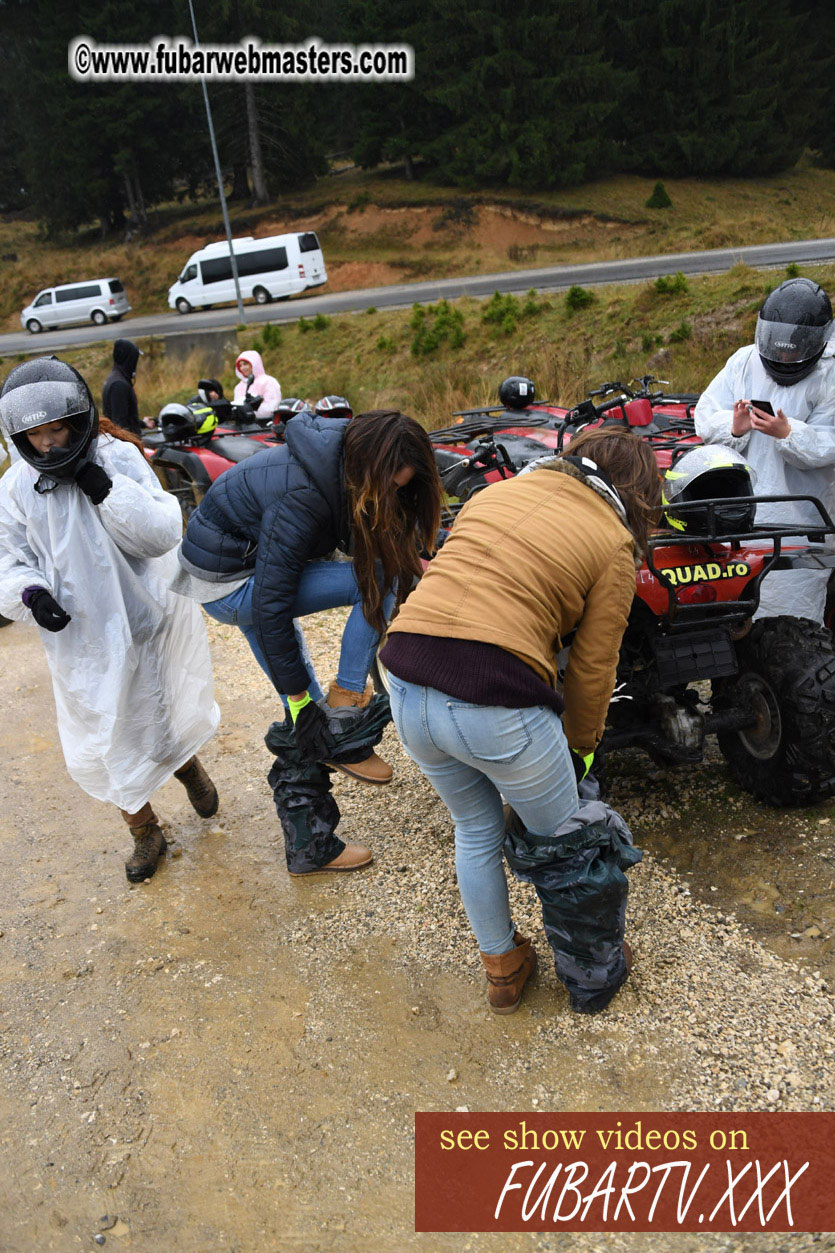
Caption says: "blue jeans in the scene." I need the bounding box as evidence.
[388,676,579,955]
[203,561,394,701]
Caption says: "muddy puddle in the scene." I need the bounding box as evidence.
[606,745,835,982]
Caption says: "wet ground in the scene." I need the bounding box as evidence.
[1,614,834,1253]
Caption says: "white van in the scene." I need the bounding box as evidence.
[167,232,327,314]
[21,278,131,334]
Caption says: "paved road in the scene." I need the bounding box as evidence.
[4,235,835,358]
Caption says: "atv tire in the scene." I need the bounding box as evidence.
[715,616,835,806]
[0,613,12,628]
[162,467,202,523]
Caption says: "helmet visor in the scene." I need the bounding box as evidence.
[755,317,831,365]
[0,378,92,437]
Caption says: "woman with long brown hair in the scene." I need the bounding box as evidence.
[174,408,442,870]
[380,427,661,1014]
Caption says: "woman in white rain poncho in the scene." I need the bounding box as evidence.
[694,278,835,622]
[0,357,220,883]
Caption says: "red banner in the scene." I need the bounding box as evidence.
[415,1113,835,1233]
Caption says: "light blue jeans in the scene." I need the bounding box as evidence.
[203,561,394,702]
[388,676,579,955]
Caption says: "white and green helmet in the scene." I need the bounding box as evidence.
[663,445,756,535]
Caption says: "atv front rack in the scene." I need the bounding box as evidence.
[432,412,554,445]
[648,493,835,630]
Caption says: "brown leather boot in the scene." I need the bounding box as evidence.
[121,803,167,883]
[323,681,393,786]
[288,842,373,876]
[174,756,219,818]
[480,932,537,1014]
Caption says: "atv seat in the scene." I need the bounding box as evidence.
[210,435,265,462]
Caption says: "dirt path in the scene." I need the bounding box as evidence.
[1,615,834,1252]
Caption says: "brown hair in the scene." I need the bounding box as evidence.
[560,427,662,553]
[343,410,443,633]
[98,416,146,450]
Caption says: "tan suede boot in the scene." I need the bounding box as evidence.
[174,755,219,818]
[288,842,374,876]
[480,932,537,1014]
[121,803,167,883]
[323,681,393,785]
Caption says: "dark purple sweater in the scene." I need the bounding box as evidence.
[379,632,564,714]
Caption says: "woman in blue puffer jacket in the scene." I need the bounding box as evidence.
[173,409,442,863]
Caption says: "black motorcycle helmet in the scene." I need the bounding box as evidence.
[663,446,757,536]
[197,378,225,403]
[498,376,536,410]
[159,402,198,443]
[315,395,353,420]
[0,356,98,480]
[756,278,832,385]
[277,397,310,421]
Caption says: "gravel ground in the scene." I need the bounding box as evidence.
[0,607,833,1251]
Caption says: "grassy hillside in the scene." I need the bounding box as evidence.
[3,260,832,441]
[1,157,835,332]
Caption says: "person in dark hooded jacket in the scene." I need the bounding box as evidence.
[102,339,144,436]
[172,409,443,871]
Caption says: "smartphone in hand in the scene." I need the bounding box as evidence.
[748,399,775,416]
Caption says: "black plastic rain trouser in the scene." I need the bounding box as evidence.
[503,798,642,1012]
[264,693,391,874]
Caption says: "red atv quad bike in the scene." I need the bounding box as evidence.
[430,377,835,807]
[142,399,284,520]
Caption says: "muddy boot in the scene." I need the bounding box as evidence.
[174,756,219,818]
[323,681,393,786]
[288,842,373,877]
[121,803,167,883]
[480,932,537,1014]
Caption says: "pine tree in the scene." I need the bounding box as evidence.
[606,0,823,176]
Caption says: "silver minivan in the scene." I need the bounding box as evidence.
[20,278,131,334]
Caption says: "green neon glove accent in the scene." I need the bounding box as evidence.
[580,751,594,780]
[287,691,312,723]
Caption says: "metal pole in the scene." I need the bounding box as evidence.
[188,0,246,324]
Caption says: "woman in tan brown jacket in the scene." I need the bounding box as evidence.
[379,428,660,1014]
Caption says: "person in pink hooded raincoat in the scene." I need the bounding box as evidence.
[233,350,282,423]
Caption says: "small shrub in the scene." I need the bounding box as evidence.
[376,334,396,353]
[641,332,655,353]
[668,320,692,343]
[411,299,466,356]
[654,271,689,296]
[347,191,370,213]
[565,284,595,312]
[482,291,519,334]
[785,262,800,278]
[298,317,312,334]
[261,322,283,350]
[646,181,672,209]
[508,243,538,262]
[364,305,378,315]
[312,312,330,331]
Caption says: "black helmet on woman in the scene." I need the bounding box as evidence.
[756,278,832,385]
[0,356,98,480]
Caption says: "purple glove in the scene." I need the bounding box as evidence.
[22,586,71,632]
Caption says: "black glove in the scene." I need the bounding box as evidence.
[570,748,594,785]
[292,699,337,762]
[75,461,112,505]
[25,588,71,632]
